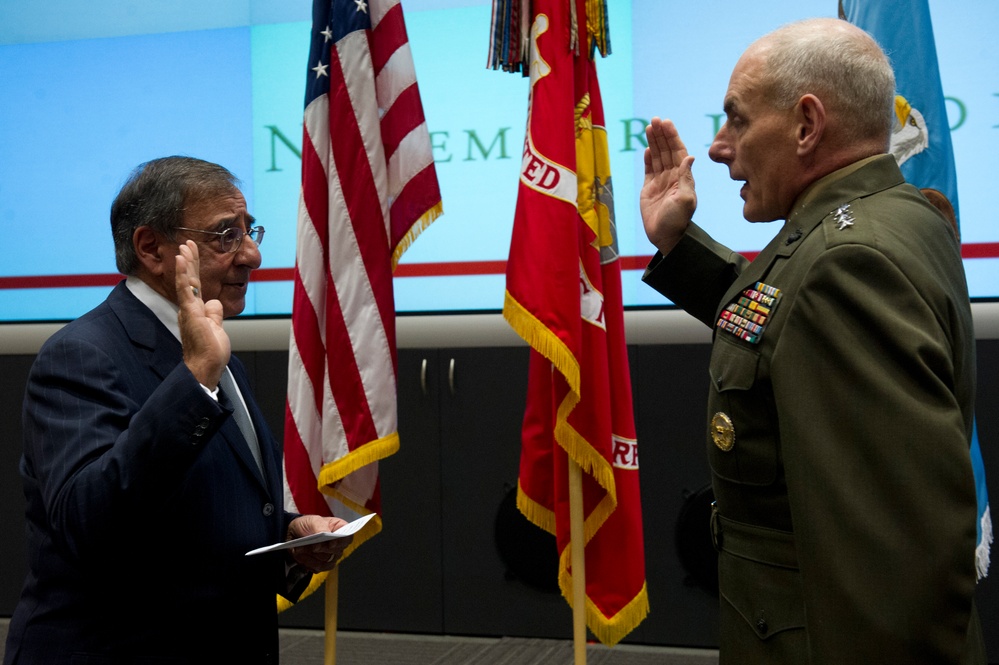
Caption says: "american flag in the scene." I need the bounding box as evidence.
[282,0,441,594]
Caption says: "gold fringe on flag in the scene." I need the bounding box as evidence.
[503,290,581,395]
[391,201,443,270]
[317,432,401,497]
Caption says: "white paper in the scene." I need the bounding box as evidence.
[245,512,376,556]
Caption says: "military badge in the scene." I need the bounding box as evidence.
[715,281,781,344]
[711,412,735,451]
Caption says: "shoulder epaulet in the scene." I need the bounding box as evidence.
[822,199,875,248]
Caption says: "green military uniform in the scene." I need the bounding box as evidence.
[644,155,985,664]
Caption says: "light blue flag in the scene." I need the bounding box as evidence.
[971,421,993,579]
[841,0,959,219]
[842,0,990,580]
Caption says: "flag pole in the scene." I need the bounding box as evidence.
[568,458,587,665]
[324,569,338,665]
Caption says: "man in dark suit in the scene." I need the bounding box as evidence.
[640,18,985,664]
[5,156,351,665]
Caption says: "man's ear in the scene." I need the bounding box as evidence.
[795,94,826,157]
[133,226,170,276]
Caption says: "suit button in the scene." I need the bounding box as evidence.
[262,503,275,516]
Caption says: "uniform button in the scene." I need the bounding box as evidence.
[190,418,213,444]
[756,617,768,635]
[262,503,275,516]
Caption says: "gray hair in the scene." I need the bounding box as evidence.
[110,156,241,275]
[758,18,895,148]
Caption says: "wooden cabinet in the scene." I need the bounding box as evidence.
[627,344,719,647]
[279,346,574,637]
[430,346,574,638]
[285,344,724,648]
[4,339,998,656]
[332,346,577,638]
[0,356,34,615]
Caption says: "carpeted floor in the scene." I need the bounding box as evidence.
[0,619,719,664]
[281,630,719,665]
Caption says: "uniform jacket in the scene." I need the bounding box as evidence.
[644,155,983,664]
[5,282,302,665]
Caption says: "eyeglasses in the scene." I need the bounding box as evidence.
[174,225,265,253]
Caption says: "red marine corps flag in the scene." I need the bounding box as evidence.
[490,0,649,647]
[283,0,442,609]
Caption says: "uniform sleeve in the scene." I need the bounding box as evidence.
[642,223,749,327]
[771,244,978,664]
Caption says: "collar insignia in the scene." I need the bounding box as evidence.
[833,204,855,230]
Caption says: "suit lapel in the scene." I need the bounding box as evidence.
[107,282,275,495]
[106,283,182,381]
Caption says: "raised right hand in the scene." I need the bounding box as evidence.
[640,117,697,256]
[175,240,230,389]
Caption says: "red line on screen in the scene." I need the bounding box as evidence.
[0,273,124,289]
[1,243,997,289]
[962,242,999,259]
[251,268,295,282]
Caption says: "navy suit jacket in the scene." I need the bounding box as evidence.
[6,282,302,665]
